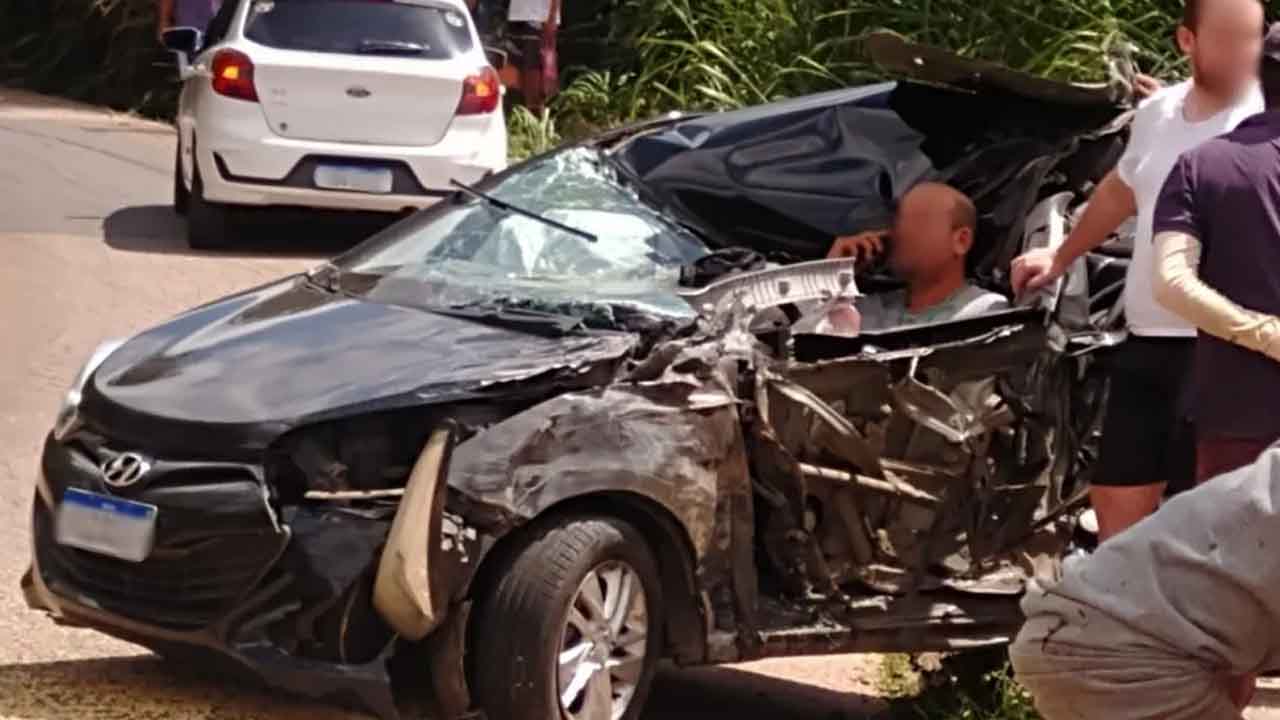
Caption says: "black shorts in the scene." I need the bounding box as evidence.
[509,22,545,68]
[1095,336,1196,490]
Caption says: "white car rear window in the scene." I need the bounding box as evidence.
[245,0,474,59]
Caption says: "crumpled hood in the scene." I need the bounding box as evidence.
[82,277,635,455]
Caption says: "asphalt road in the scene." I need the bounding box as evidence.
[0,88,888,720]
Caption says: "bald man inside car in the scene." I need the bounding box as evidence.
[818,182,1008,332]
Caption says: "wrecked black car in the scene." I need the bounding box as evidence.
[25,33,1137,720]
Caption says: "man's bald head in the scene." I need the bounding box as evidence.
[890,182,978,282]
[901,182,977,236]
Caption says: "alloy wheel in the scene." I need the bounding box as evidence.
[556,560,649,720]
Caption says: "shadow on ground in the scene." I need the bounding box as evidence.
[0,655,358,720]
[103,205,401,258]
[0,655,884,720]
[646,664,885,719]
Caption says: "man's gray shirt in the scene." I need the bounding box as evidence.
[858,284,1009,331]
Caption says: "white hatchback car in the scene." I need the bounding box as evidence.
[162,0,507,249]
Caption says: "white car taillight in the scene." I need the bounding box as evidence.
[212,49,259,102]
[456,66,500,115]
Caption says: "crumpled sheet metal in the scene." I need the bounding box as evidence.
[618,84,936,258]
[447,376,746,562]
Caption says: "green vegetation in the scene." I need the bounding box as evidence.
[879,650,1042,720]
[0,0,1214,152]
[2,0,179,116]
[506,0,1202,158]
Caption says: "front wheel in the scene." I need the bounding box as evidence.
[471,516,664,720]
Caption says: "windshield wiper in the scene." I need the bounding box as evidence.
[449,178,598,243]
[306,263,344,293]
[436,303,586,338]
[357,39,429,55]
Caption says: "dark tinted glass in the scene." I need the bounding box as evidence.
[245,0,474,59]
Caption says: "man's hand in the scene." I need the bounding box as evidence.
[828,230,887,266]
[1133,73,1163,101]
[1011,247,1066,295]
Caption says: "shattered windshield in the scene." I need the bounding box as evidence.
[337,148,709,325]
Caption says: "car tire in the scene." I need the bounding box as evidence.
[471,515,664,720]
[173,145,190,216]
[187,167,232,250]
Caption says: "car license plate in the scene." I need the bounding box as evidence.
[313,164,394,194]
[55,488,157,563]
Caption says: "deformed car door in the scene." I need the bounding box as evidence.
[749,308,1078,596]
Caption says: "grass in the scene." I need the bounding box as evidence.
[5,0,1193,136]
[878,650,1042,720]
[504,0,1193,156]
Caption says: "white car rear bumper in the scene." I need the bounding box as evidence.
[194,100,506,213]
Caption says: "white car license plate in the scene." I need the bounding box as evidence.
[313,164,394,194]
[55,488,157,563]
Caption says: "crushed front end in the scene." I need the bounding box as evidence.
[22,427,420,718]
[24,398,514,720]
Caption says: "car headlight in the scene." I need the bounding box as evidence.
[53,339,124,442]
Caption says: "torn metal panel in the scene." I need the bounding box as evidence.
[764,376,885,477]
[798,463,941,507]
[448,378,745,564]
[750,309,1074,605]
[275,506,394,661]
[618,84,934,257]
[677,258,861,316]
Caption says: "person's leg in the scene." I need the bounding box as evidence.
[1091,341,1171,542]
[1089,483,1165,541]
[518,26,546,111]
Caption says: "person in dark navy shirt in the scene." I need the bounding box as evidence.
[1153,22,1280,483]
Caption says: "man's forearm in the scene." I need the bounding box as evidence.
[1052,170,1137,269]
[1154,231,1280,360]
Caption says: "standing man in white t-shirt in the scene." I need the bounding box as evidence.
[1011,0,1264,543]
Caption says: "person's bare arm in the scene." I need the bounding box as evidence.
[157,0,175,39]
[1011,169,1136,294]
[1133,73,1163,100]
[1153,231,1280,361]
[546,0,562,33]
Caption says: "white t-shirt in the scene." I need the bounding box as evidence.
[508,0,559,23]
[1117,79,1263,336]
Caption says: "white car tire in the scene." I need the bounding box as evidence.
[187,167,232,251]
[173,145,190,217]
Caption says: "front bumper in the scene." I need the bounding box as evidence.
[24,434,402,717]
